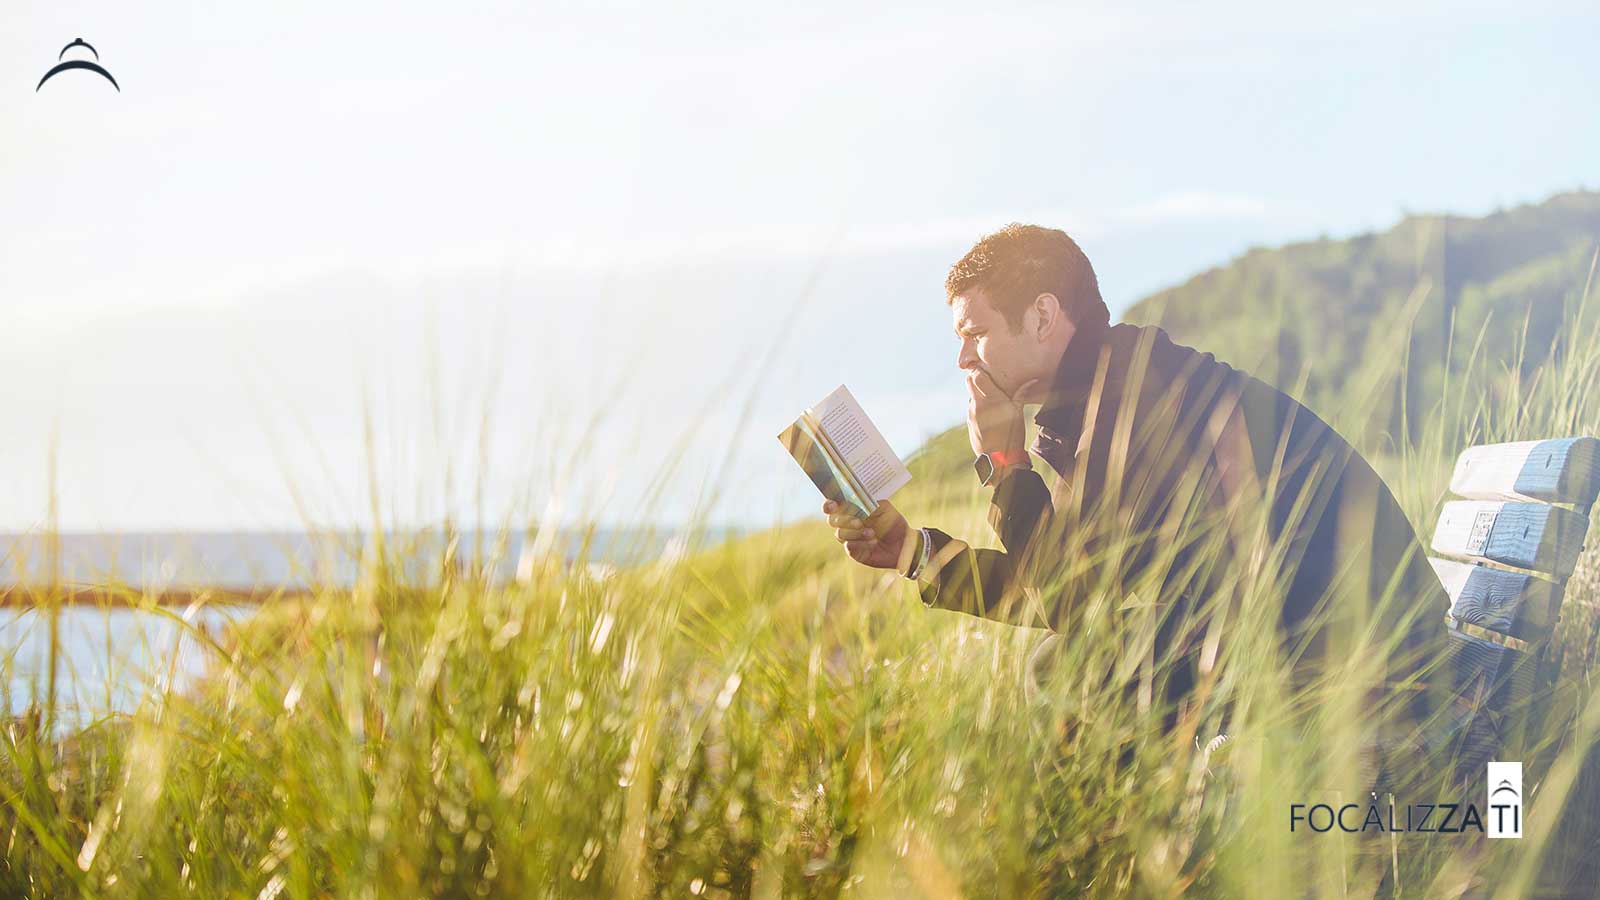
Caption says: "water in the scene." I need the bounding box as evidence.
[0,528,717,591]
[1,604,254,733]
[0,527,734,732]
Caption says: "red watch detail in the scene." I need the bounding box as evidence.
[988,449,1029,468]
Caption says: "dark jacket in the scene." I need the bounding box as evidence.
[915,319,1450,735]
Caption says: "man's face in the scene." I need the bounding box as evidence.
[950,290,1043,399]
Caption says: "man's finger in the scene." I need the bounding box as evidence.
[971,368,1001,399]
[822,499,837,514]
[834,526,873,542]
[966,369,990,401]
[828,511,864,529]
[844,539,878,559]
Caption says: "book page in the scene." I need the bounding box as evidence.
[812,385,911,503]
[777,416,876,518]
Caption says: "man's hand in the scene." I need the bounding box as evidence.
[966,369,1039,457]
[823,498,913,572]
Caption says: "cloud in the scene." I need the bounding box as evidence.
[110,196,1262,310]
[274,211,1100,280]
[434,195,1264,271]
[1112,191,1271,226]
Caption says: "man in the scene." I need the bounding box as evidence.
[822,224,1454,784]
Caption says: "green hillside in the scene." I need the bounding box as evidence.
[1123,190,1600,448]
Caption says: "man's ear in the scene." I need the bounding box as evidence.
[1033,292,1062,340]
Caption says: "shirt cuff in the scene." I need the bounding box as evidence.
[913,529,968,607]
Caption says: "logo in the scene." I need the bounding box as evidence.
[37,38,121,92]
[1289,798,1485,834]
[1488,761,1522,839]
[1286,761,1525,838]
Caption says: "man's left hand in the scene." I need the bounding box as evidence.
[966,369,1038,457]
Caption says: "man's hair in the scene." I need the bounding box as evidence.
[945,224,1108,333]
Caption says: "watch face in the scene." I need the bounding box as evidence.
[974,454,996,485]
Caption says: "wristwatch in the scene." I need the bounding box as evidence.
[974,448,1030,487]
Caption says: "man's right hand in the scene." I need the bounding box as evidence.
[823,499,914,572]
[966,368,1038,458]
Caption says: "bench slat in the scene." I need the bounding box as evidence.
[1441,630,1541,774]
[1449,437,1600,507]
[1429,557,1562,643]
[1430,500,1590,578]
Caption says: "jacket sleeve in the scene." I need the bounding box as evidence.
[915,466,1058,630]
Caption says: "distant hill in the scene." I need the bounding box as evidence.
[1122,190,1600,446]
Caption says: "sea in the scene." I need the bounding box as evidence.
[0,527,730,732]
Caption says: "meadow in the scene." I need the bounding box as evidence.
[3,256,1600,899]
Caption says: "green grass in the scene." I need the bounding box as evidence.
[3,254,1600,898]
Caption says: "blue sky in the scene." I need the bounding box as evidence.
[1,1,1595,531]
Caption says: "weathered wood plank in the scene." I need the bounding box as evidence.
[1429,557,1562,643]
[1449,437,1600,507]
[1441,630,1541,776]
[1430,500,1590,578]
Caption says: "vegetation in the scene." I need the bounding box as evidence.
[1125,191,1600,451]
[4,195,1600,897]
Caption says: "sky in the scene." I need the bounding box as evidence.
[2,0,1597,533]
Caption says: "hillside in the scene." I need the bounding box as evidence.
[1122,190,1600,448]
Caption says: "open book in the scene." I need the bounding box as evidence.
[777,385,911,519]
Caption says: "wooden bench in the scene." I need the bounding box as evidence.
[1426,437,1600,781]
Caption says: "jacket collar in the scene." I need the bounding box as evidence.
[1033,317,1110,432]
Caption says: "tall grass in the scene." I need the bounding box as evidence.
[2,257,1599,898]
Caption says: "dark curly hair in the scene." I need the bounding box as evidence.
[945,224,1108,334]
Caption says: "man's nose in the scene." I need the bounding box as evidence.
[957,343,979,371]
